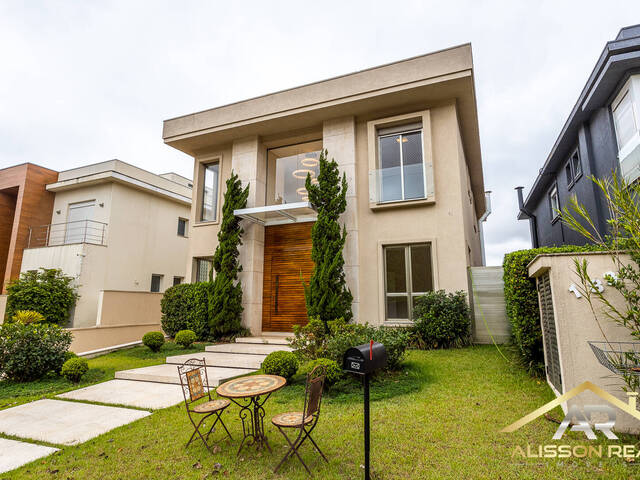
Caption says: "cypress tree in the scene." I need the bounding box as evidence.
[304,149,353,330]
[209,171,249,337]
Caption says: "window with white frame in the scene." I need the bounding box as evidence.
[150,274,163,293]
[612,76,640,182]
[564,149,581,188]
[378,123,425,203]
[195,258,213,283]
[200,162,219,222]
[383,243,433,322]
[177,218,188,237]
[549,185,560,221]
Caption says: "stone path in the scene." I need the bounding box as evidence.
[0,335,293,474]
[57,379,186,409]
[0,399,150,446]
[0,438,58,474]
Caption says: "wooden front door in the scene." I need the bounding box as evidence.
[262,222,314,332]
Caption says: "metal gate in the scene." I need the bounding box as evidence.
[537,271,562,393]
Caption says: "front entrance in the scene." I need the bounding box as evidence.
[261,222,314,332]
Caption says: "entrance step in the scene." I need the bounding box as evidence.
[115,364,253,387]
[205,343,292,355]
[235,335,291,346]
[165,352,266,369]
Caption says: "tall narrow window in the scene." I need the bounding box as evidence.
[201,162,219,222]
[571,151,582,179]
[549,185,560,221]
[150,274,163,292]
[177,218,188,237]
[378,125,425,203]
[384,243,433,321]
[613,90,637,151]
[195,258,213,283]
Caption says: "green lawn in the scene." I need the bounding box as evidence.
[0,341,210,410]
[4,346,640,479]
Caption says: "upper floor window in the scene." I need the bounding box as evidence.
[611,76,640,182]
[200,162,219,222]
[378,123,425,203]
[173,276,183,286]
[65,200,95,244]
[177,218,188,237]
[266,140,321,205]
[549,185,560,221]
[564,149,582,188]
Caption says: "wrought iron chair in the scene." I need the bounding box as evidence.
[177,358,232,453]
[272,365,328,475]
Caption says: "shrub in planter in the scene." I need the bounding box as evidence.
[503,245,600,375]
[142,331,165,352]
[61,357,89,383]
[412,290,471,349]
[298,358,342,386]
[175,329,196,348]
[262,351,299,380]
[11,310,45,324]
[6,268,78,325]
[0,322,72,381]
[161,282,210,340]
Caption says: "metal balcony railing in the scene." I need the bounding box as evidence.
[28,220,108,248]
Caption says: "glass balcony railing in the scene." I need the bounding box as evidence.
[28,220,108,248]
[369,162,434,204]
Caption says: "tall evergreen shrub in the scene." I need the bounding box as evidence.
[209,171,249,337]
[303,149,353,330]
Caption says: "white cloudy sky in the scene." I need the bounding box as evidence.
[2,1,640,265]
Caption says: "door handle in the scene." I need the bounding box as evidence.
[274,275,279,314]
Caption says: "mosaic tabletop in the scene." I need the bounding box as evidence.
[216,375,286,398]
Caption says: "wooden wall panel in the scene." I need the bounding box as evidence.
[261,222,314,332]
[0,163,58,292]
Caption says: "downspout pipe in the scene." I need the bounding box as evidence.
[515,186,539,248]
[478,191,492,265]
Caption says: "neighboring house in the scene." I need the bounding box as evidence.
[20,160,192,328]
[163,44,487,334]
[0,163,58,293]
[516,25,640,247]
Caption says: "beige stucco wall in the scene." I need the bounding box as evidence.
[97,290,163,327]
[529,253,640,433]
[69,324,161,355]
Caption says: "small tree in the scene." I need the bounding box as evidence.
[6,268,78,325]
[209,171,249,337]
[304,149,353,331]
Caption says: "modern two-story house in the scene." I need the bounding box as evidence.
[516,25,640,247]
[163,44,487,334]
[19,160,192,328]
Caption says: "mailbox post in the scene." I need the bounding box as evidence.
[343,341,387,480]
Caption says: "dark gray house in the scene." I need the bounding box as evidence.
[517,25,640,247]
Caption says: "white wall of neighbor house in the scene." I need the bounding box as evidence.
[21,172,190,328]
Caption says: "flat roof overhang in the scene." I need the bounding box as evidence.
[163,45,485,217]
[234,201,316,226]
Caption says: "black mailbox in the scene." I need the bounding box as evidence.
[343,342,387,374]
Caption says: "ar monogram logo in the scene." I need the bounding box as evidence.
[553,405,617,440]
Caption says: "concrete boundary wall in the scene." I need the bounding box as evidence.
[0,294,6,324]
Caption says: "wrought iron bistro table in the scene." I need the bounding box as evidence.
[216,374,286,454]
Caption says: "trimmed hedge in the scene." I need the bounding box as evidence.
[142,331,165,352]
[175,329,196,348]
[262,351,299,380]
[298,358,343,386]
[161,282,211,340]
[412,290,471,349]
[503,245,600,375]
[61,357,89,383]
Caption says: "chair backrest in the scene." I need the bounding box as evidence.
[304,365,326,419]
[177,358,211,407]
